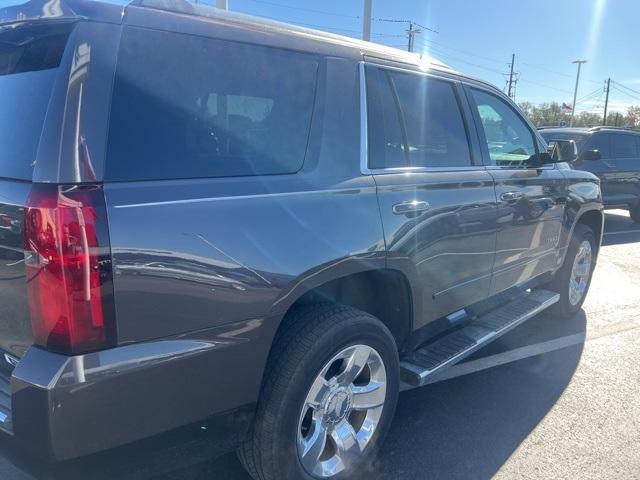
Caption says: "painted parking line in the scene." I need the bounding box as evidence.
[401,318,640,392]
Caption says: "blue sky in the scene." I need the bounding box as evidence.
[228,0,640,115]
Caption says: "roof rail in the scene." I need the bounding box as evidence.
[588,126,639,132]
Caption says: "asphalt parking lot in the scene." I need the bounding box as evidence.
[1,210,639,480]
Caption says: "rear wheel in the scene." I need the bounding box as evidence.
[238,304,399,480]
[550,224,596,318]
[630,204,640,223]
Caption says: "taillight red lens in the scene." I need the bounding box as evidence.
[24,184,115,354]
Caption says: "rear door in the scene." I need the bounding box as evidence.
[604,133,640,207]
[466,86,567,295]
[364,64,497,326]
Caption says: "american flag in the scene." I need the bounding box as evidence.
[562,102,573,112]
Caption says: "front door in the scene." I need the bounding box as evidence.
[466,87,567,295]
[363,64,497,326]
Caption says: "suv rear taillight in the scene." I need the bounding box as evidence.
[24,184,116,355]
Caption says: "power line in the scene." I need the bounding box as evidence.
[413,42,504,75]
[612,86,640,103]
[373,18,437,33]
[613,81,640,98]
[419,38,505,64]
[518,78,572,95]
[520,62,601,86]
[576,87,604,104]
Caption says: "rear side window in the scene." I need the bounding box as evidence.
[106,28,319,181]
[612,134,638,158]
[366,66,471,169]
[0,22,72,180]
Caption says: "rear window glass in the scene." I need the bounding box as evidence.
[0,23,71,180]
[106,28,319,181]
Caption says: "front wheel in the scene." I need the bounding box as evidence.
[238,304,399,480]
[550,224,596,318]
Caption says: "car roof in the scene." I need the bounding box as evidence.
[1,0,505,94]
[1,1,462,72]
[539,127,640,136]
[538,128,591,135]
[0,0,129,25]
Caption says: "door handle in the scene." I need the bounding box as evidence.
[500,191,524,202]
[392,200,430,215]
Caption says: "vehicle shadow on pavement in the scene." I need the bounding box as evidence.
[602,211,640,246]
[11,313,586,480]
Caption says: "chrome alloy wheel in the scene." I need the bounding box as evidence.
[568,240,593,306]
[297,344,387,478]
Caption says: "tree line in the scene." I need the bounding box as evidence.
[517,101,640,129]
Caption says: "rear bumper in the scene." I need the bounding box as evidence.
[3,317,276,461]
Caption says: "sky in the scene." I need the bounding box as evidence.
[227,0,640,116]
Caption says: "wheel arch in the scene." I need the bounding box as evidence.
[255,264,415,399]
[574,208,604,251]
[270,264,415,351]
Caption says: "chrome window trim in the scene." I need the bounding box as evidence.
[359,61,486,175]
[359,61,370,175]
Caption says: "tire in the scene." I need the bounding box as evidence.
[630,204,640,223]
[549,223,596,318]
[237,303,399,480]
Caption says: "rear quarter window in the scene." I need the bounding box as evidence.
[0,22,72,180]
[106,27,320,181]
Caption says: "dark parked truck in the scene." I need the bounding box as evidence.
[540,127,640,222]
[0,1,603,479]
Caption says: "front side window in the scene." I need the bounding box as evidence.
[366,66,471,169]
[471,89,537,167]
[107,28,319,181]
[584,134,611,157]
[612,134,638,158]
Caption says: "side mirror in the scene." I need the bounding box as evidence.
[547,139,579,162]
[578,149,602,161]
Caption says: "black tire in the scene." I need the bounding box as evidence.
[549,224,596,318]
[237,303,399,480]
[630,204,640,223]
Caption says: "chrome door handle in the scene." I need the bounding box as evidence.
[392,200,430,215]
[500,191,524,202]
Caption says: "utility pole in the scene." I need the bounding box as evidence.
[216,0,228,9]
[407,22,421,52]
[602,78,611,126]
[362,0,372,41]
[570,60,587,127]
[507,53,516,98]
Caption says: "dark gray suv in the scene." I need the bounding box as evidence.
[0,1,604,479]
[540,127,640,222]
